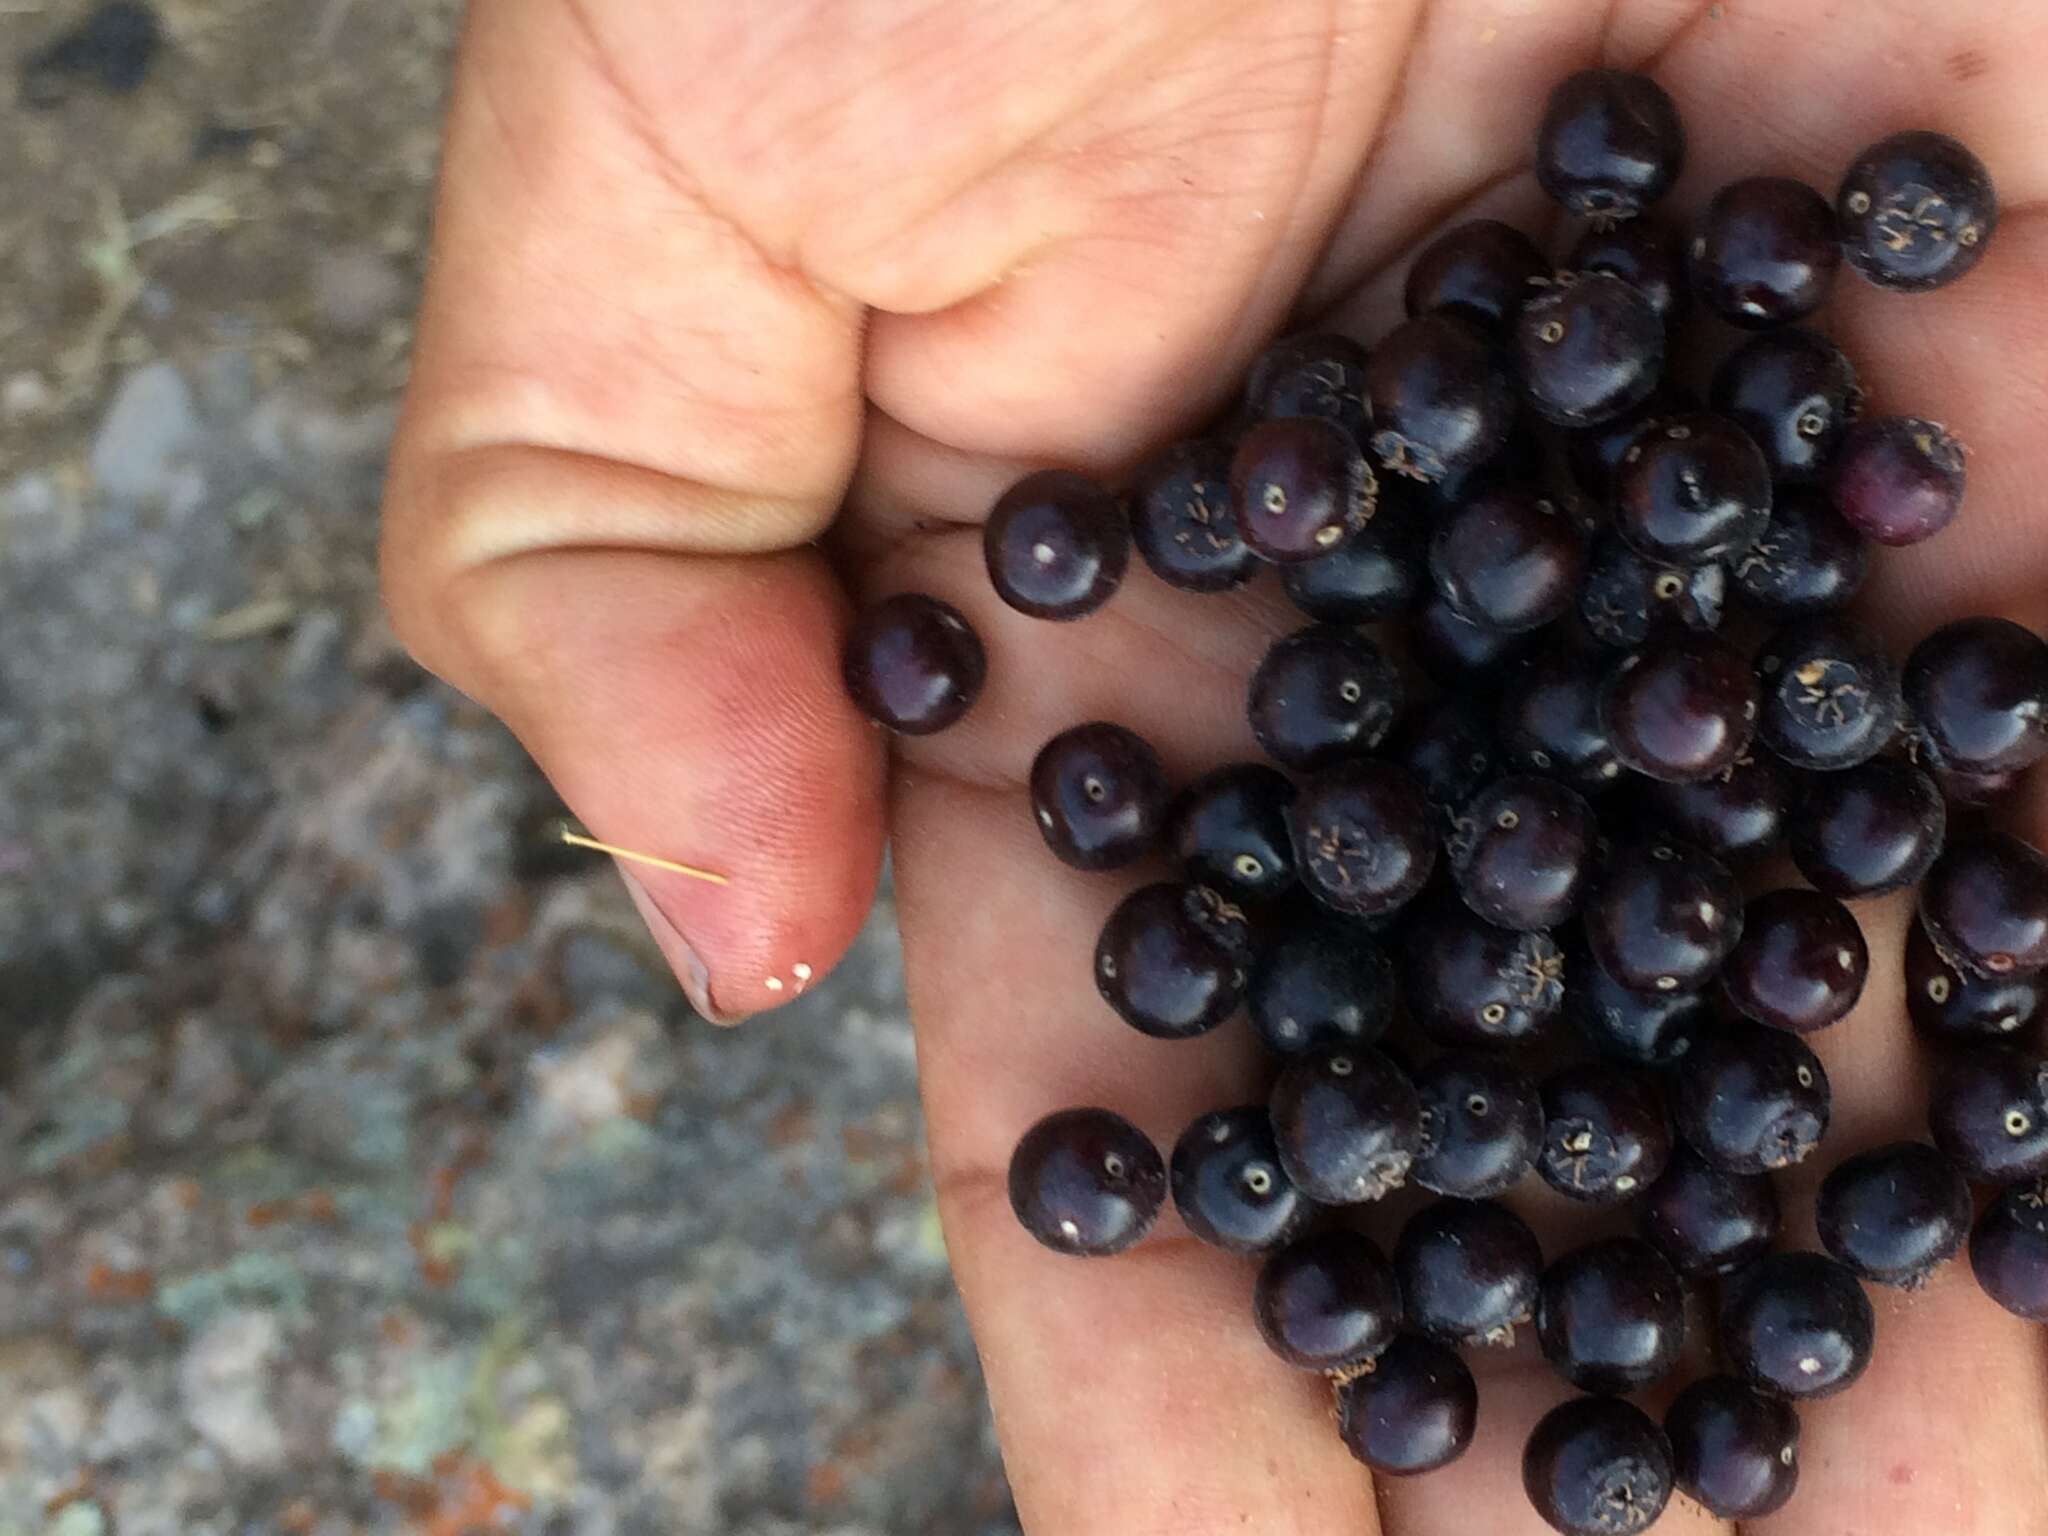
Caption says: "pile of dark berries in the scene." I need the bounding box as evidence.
[841,67,2038,1536]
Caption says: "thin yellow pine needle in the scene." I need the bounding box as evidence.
[557,828,730,886]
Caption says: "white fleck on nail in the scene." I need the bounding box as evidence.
[764,977,784,992]
[793,962,813,981]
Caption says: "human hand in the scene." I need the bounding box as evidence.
[381,1,2048,1529]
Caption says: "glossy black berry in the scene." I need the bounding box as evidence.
[1905,921,2044,1043]
[1127,438,1257,592]
[1008,1108,1165,1256]
[1578,531,1726,650]
[1905,617,2048,776]
[1430,488,1587,632]
[1231,417,1377,564]
[1728,487,1870,615]
[1170,763,1295,903]
[1566,216,1690,327]
[1290,761,1438,918]
[1029,723,1168,871]
[1535,69,1685,219]
[1281,481,1427,622]
[1537,1237,1685,1393]
[1675,1019,1830,1173]
[1838,129,1998,293]
[1410,590,1539,688]
[1665,1376,1800,1519]
[1634,751,1790,864]
[1538,1064,1672,1204]
[1498,647,1626,792]
[1689,176,1841,328]
[1920,833,2048,978]
[1411,1055,1543,1198]
[1970,1177,2048,1320]
[1248,626,1401,770]
[1584,838,1744,994]
[1245,331,1372,442]
[1755,616,1901,770]
[1395,696,1504,821]
[984,469,1128,619]
[1406,219,1548,329]
[1253,1228,1403,1370]
[1710,328,1860,484]
[1614,413,1772,568]
[842,593,986,734]
[1522,1396,1674,1536]
[1830,416,1965,546]
[1602,633,1759,783]
[1721,887,1868,1034]
[1567,380,1697,497]
[1270,1044,1425,1204]
[1404,906,1567,1048]
[1395,1198,1540,1350]
[1336,1334,1478,1475]
[1364,313,1518,484]
[1640,1144,1780,1277]
[1169,1107,1312,1255]
[1450,775,1595,930]
[1929,1044,2048,1183]
[1816,1140,1970,1286]
[1514,273,1665,429]
[1790,759,1945,898]
[1249,909,1398,1057]
[1565,943,1710,1069]
[1720,1251,1874,1399]
[1094,882,1245,1039]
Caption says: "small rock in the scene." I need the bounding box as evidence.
[89,363,200,502]
[178,1309,286,1469]
[2,371,51,421]
[311,249,407,337]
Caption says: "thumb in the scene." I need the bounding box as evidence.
[380,0,883,1021]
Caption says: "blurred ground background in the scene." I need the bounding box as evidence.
[0,3,1015,1531]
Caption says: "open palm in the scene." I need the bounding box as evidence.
[381,1,2048,1529]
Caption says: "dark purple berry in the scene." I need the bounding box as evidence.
[1535,69,1685,219]
[1566,216,1690,327]
[1689,176,1841,328]
[1790,759,1945,897]
[1281,481,1427,622]
[1567,380,1697,497]
[1721,888,1868,1034]
[1029,722,1168,871]
[1711,328,1861,484]
[1450,775,1595,930]
[1253,1229,1402,1370]
[1406,219,1548,329]
[1231,417,1377,564]
[1754,616,1901,770]
[1394,696,1504,820]
[1364,313,1518,484]
[1127,438,1256,592]
[1245,331,1372,442]
[1929,1044,2048,1183]
[1498,647,1626,792]
[1565,943,1710,1068]
[1601,633,1759,783]
[1537,1236,1685,1393]
[1094,882,1245,1039]
[1906,921,2044,1043]
[1816,1140,1970,1286]
[1634,750,1790,863]
[1675,1019,1829,1173]
[1838,130,1998,293]
[1538,1063,1672,1204]
[1904,617,2048,775]
[1931,757,2029,808]
[1720,1251,1873,1399]
[1170,763,1296,903]
[1404,907,1566,1048]
[984,469,1128,619]
[1514,273,1665,428]
[1398,1198,1542,1347]
[1290,761,1439,918]
[1410,590,1539,687]
[1970,1177,2048,1320]
[1665,1376,1800,1519]
[1614,413,1772,568]
[1728,487,1870,615]
[1830,416,1965,546]
[841,593,986,734]
[1641,1144,1780,1277]
[1336,1335,1478,1474]
[1248,626,1401,770]
[1169,1107,1312,1255]
[1249,910,1397,1057]
[1008,1108,1165,1256]
[1522,1396,1674,1536]
[1920,833,2048,978]
[1411,1055,1543,1198]
[1584,838,1744,994]
[1578,531,1726,650]
[1430,488,1587,632]
[1269,1044,1424,1204]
